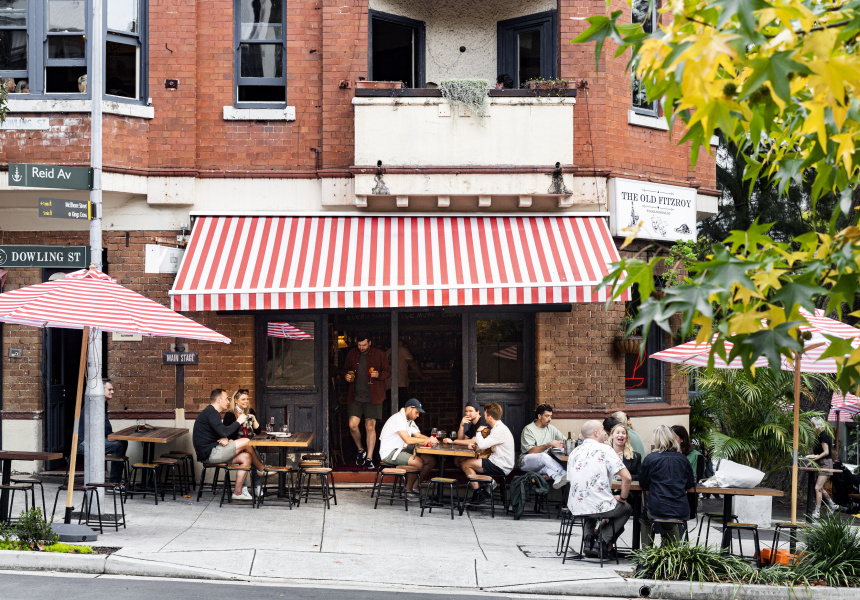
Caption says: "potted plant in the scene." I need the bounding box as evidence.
[525,78,574,91]
[614,315,643,355]
[354,80,404,90]
[439,79,492,116]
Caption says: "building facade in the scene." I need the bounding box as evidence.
[0,0,717,474]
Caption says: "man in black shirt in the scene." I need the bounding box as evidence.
[446,401,488,471]
[193,388,265,501]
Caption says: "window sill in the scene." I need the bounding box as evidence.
[627,110,668,131]
[223,106,296,121]
[6,98,155,119]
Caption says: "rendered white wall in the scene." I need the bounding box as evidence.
[369,0,557,83]
[1,418,43,473]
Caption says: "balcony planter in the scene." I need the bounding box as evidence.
[355,80,404,90]
[526,78,574,91]
[615,337,643,355]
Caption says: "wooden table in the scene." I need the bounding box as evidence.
[108,426,188,463]
[250,433,314,498]
[799,466,842,522]
[0,450,62,522]
[415,443,476,478]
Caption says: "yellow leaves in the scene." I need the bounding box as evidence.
[831,132,856,174]
[802,100,827,149]
[733,284,764,306]
[693,316,712,345]
[802,29,837,62]
[752,268,788,293]
[729,310,765,335]
[807,56,860,107]
[620,221,643,249]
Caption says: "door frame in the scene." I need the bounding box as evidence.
[497,10,558,88]
[368,9,426,88]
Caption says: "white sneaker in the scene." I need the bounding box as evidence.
[553,472,568,489]
[811,508,821,519]
[232,490,253,501]
[828,502,839,512]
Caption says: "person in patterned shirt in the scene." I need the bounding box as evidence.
[566,420,632,559]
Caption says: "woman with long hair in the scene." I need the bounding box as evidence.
[612,411,646,457]
[224,389,262,438]
[609,423,641,477]
[807,416,838,518]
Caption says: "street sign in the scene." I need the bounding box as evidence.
[163,351,199,365]
[8,163,93,190]
[38,198,93,220]
[0,245,90,269]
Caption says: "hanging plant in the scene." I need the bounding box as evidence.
[439,79,492,117]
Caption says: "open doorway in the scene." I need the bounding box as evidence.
[44,327,83,471]
[369,11,425,88]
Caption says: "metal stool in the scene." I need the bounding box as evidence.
[302,453,329,467]
[104,455,131,487]
[86,482,126,531]
[421,477,458,519]
[299,467,336,509]
[768,521,806,565]
[722,522,762,566]
[374,468,409,511]
[1,483,32,521]
[460,474,496,518]
[165,450,196,491]
[370,460,397,498]
[296,460,323,497]
[696,511,738,546]
[10,477,46,517]
[197,462,228,501]
[51,484,100,532]
[260,466,294,509]
[153,457,183,500]
[648,518,690,545]
[566,513,618,567]
[221,465,257,507]
[128,463,162,504]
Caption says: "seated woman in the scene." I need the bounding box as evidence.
[639,425,695,548]
[610,423,641,477]
[223,388,262,438]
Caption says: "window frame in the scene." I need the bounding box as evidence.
[497,10,558,89]
[624,281,665,404]
[631,0,659,117]
[0,0,148,103]
[368,9,426,89]
[233,0,287,108]
[0,0,29,80]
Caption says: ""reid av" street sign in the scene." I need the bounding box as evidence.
[8,163,93,190]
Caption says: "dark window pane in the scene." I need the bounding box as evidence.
[0,0,26,27]
[0,29,26,69]
[238,85,285,103]
[517,29,541,85]
[45,65,86,93]
[106,40,137,97]
[240,43,282,78]
[48,0,85,32]
[107,0,138,33]
[241,0,283,40]
[371,18,416,87]
[477,319,524,384]
[266,322,315,386]
[48,35,85,58]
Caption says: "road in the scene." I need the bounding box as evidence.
[1,572,612,600]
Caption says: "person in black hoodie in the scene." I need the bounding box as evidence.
[193,388,265,501]
[639,425,695,547]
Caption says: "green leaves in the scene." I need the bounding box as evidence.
[571,11,625,71]
[741,52,811,106]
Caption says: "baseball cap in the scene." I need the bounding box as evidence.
[465,400,481,411]
[405,398,425,413]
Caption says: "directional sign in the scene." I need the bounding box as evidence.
[8,163,93,190]
[38,198,93,220]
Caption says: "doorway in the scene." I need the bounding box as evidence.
[497,11,558,88]
[369,10,425,88]
[44,327,83,470]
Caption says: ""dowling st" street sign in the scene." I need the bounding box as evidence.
[8,163,93,190]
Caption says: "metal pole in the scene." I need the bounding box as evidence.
[85,0,106,497]
[791,351,801,525]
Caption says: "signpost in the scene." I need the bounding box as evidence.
[0,245,90,269]
[38,198,93,220]
[7,163,94,191]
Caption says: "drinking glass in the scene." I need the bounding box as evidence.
[267,416,275,434]
[136,419,145,432]
[449,431,456,442]
[431,428,437,439]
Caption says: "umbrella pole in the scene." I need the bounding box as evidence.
[835,410,840,455]
[64,326,90,524]
[791,351,801,525]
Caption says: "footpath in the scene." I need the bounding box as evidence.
[0,480,855,599]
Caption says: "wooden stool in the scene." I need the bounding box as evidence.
[51,484,101,532]
[557,508,585,556]
[10,477,46,517]
[696,510,737,545]
[374,468,408,511]
[296,460,323,497]
[421,477,458,520]
[86,482,126,531]
[104,455,131,487]
[460,474,496,518]
[197,462,228,501]
[371,460,397,498]
[163,452,195,492]
[260,466,294,509]
[300,467,336,509]
[649,518,690,544]
[768,522,806,564]
[1,483,33,521]
[153,457,183,500]
[722,522,762,566]
[302,453,328,467]
[128,463,162,504]
[221,465,256,507]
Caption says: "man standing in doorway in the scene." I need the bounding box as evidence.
[343,333,391,469]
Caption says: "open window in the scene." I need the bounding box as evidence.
[369,10,424,88]
[497,11,557,89]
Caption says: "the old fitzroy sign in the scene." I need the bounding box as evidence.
[8,163,94,190]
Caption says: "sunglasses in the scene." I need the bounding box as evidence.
[237,389,250,395]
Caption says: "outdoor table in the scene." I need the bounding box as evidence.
[108,426,188,463]
[415,442,476,478]
[0,450,63,522]
[250,432,315,499]
[799,466,842,523]
[701,485,783,548]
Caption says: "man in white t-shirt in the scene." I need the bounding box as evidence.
[518,403,568,489]
[567,420,632,559]
[378,398,438,502]
[461,402,515,505]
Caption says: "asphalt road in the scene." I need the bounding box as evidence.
[1,572,606,600]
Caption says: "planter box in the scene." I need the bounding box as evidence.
[354,80,404,90]
[615,337,643,355]
[526,80,573,90]
[734,494,772,528]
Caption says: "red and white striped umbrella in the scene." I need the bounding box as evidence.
[0,267,229,343]
[491,344,519,361]
[267,322,314,340]
[830,392,860,421]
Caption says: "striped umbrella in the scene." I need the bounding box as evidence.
[650,308,860,524]
[0,267,229,523]
[267,322,314,340]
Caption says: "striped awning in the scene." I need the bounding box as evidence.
[170,215,626,311]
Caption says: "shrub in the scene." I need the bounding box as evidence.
[793,513,860,587]
[14,508,58,551]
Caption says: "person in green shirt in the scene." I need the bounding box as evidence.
[518,404,568,489]
[612,411,647,457]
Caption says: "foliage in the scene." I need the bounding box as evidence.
[691,367,832,474]
[13,508,58,551]
[439,79,491,117]
[44,543,93,554]
[660,240,698,288]
[575,1,860,396]
[794,512,860,586]
[0,83,7,123]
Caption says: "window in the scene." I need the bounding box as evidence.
[235,0,286,105]
[624,284,665,402]
[369,10,424,88]
[266,322,315,386]
[497,11,557,89]
[631,0,658,116]
[476,319,524,384]
[0,0,147,100]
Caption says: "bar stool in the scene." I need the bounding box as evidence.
[165,450,196,491]
[128,462,162,504]
[296,460,323,497]
[51,484,100,531]
[10,476,46,517]
[302,453,329,467]
[104,455,131,487]
[421,477,458,520]
[1,483,33,521]
[153,457,183,500]
[565,514,618,567]
[696,511,738,546]
[85,482,126,531]
[260,466,294,509]
[557,508,585,556]
[197,462,228,501]
[299,467,336,509]
[768,522,806,565]
[648,518,690,544]
[221,465,257,507]
[722,522,762,566]
[371,460,397,498]
[374,468,409,511]
[460,475,497,518]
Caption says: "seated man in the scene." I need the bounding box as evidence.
[77,379,128,484]
[567,420,632,558]
[461,402,515,504]
[192,388,265,501]
[378,398,438,501]
[518,403,568,489]
[445,401,488,471]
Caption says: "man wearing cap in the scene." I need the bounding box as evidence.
[445,401,488,471]
[378,398,438,502]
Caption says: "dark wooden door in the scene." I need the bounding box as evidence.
[44,327,82,470]
[255,315,328,455]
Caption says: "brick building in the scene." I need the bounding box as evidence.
[0,0,717,474]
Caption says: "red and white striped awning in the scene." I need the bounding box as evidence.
[170,215,626,311]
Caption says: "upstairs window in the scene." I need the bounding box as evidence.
[0,1,28,84]
[45,0,86,93]
[106,0,141,99]
[631,0,658,116]
[235,0,286,105]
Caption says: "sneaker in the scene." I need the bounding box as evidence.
[405,490,422,502]
[364,458,375,470]
[490,479,498,492]
[553,472,568,490]
[811,508,821,519]
[254,485,262,498]
[828,501,839,512]
[232,491,252,501]
[356,449,367,466]
[472,490,490,505]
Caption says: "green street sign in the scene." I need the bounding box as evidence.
[7,163,93,190]
[0,245,90,269]
[38,198,93,220]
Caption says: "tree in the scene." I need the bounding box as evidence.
[576,0,860,394]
